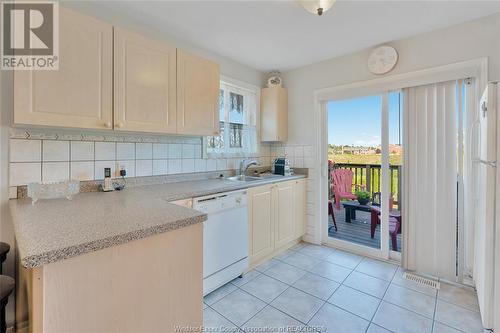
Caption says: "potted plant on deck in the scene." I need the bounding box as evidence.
[355,190,371,205]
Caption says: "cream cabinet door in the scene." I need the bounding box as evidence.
[14,7,113,130]
[114,28,177,133]
[248,184,275,265]
[274,181,296,249]
[294,179,307,238]
[176,49,220,136]
[261,87,288,142]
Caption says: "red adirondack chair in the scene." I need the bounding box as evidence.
[332,169,365,210]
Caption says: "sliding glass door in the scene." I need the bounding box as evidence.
[325,91,402,259]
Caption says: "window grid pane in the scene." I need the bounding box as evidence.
[229,92,244,124]
[229,123,243,148]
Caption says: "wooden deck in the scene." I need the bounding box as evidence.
[328,208,401,251]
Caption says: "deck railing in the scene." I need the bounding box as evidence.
[330,163,402,207]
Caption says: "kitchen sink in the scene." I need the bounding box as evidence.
[226,173,284,182]
[226,175,262,182]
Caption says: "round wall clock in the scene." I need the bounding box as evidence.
[368,46,398,75]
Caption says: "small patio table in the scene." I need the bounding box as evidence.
[341,201,372,223]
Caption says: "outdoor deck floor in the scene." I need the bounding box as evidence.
[328,207,401,251]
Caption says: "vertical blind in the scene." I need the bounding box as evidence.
[402,80,459,281]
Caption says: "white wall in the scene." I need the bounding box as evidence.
[284,13,500,145]
[282,13,500,243]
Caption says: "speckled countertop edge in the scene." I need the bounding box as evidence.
[19,214,206,269]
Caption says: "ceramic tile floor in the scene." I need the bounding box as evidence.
[203,243,484,333]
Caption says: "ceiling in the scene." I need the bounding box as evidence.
[64,1,500,72]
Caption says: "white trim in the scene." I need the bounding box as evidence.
[315,57,488,261]
[318,101,327,245]
[494,81,500,333]
[380,92,390,258]
[315,58,488,102]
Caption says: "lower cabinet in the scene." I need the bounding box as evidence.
[248,179,306,266]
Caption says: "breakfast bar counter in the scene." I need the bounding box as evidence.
[9,174,305,333]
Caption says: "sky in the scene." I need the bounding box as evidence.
[327,92,401,146]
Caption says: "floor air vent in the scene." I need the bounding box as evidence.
[403,272,440,289]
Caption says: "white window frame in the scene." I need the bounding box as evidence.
[204,75,261,158]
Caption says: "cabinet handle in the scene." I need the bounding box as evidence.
[104,122,112,128]
[116,122,124,128]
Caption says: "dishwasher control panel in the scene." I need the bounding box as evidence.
[193,190,247,214]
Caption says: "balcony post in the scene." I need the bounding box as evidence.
[366,165,371,194]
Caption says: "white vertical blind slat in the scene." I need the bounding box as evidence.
[403,80,458,281]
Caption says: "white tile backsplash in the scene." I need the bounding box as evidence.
[8,135,278,186]
[182,144,195,159]
[152,143,169,159]
[95,161,116,180]
[10,163,41,186]
[194,144,202,158]
[95,142,116,161]
[294,146,304,158]
[71,162,94,181]
[181,159,195,173]
[116,160,135,178]
[206,159,217,172]
[116,143,135,160]
[43,140,70,162]
[42,162,70,182]
[136,160,153,177]
[136,143,153,160]
[216,159,227,171]
[71,141,94,161]
[168,159,182,174]
[152,160,168,176]
[10,139,41,162]
[194,159,206,173]
[168,144,182,158]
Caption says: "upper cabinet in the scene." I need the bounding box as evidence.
[114,28,177,133]
[14,7,113,130]
[13,8,220,136]
[176,50,220,136]
[260,87,288,142]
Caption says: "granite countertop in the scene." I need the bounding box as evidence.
[10,174,305,269]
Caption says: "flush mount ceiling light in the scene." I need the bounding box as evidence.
[297,0,336,16]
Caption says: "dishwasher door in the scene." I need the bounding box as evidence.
[193,190,248,295]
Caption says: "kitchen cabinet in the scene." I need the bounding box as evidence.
[176,49,220,136]
[13,9,220,136]
[274,181,296,248]
[248,184,275,264]
[14,7,113,130]
[248,179,306,266]
[114,28,177,133]
[261,87,288,141]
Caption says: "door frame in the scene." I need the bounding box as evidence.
[314,58,488,262]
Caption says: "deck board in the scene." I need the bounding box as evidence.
[328,208,401,251]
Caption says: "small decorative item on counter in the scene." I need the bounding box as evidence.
[355,190,371,206]
[27,180,80,205]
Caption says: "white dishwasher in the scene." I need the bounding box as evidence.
[193,189,248,296]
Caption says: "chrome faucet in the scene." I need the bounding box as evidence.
[240,159,259,177]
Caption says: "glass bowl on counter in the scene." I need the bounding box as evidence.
[27,180,80,205]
